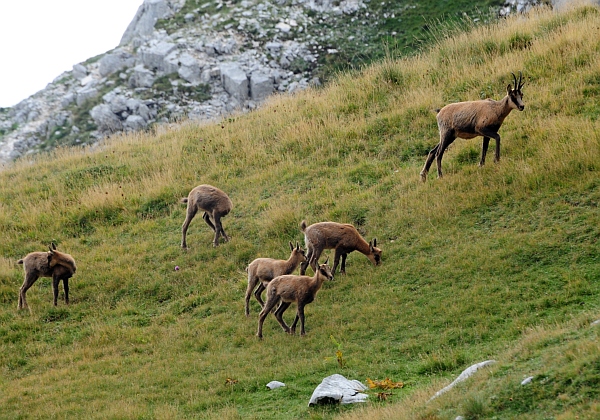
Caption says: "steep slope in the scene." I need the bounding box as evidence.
[0,3,599,419]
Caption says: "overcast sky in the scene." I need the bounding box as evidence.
[0,1,143,108]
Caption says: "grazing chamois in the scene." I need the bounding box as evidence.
[180,184,233,248]
[420,72,525,181]
[257,258,334,339]
[17,243,77,310]
[245,242,307,317]
[299,220,382,277]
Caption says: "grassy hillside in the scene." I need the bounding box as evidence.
[1,4,599,419]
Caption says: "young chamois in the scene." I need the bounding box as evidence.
[245,242,307,317]
[299,220,382,277]
[180,184,233,248]
[257,258,334,339]
[420,72,525,181]
[17,243,77,310]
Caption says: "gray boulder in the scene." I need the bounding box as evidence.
[99,51,134,77]
[123,115,147,131]
[178,53,202,84]
[140,42,178,73]
[220,63,248,101]
[72,64,88,80]
[108,95,129,114]
[308,374,368,406]
[129,65,155,88]
[90,104,123,133]
[250,72,274,101]
[76,87,99,106]
[120,0,183,46]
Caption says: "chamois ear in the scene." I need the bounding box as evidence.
[289,241,294,251]
[48,243,56,253]
[507,84,513,95]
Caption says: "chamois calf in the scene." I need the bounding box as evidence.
[420,72,525,181]
[180,184,233,248]
[17,243,77,310]
[245,242,307,317]
[300,220,382,277]
[257,258,334,339]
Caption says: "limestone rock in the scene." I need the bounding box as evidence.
[99,51,135,77]
[250,72,274,101]
[308,374,368,406]
[90,104,123,133]
[220,63,249,101]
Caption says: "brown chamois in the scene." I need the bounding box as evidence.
[257,258,334,339]
[180,184,233,248]
[420,72,525,181]
[17,243,77,310]
[245,241,307,317]
[299,220,382,277]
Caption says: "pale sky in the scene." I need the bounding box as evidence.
[0,1,143,108]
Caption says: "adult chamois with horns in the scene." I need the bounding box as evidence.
[420,72,525,181]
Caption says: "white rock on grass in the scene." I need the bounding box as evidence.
[429,360,497,401]
[308,374,368,406]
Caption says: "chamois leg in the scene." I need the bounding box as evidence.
[52,276,60,306]
[435,132,456,179]
[63,277,69,305]
[274,301,292,333]
[18,272,38,310]
[480,137,490,166]
[204,212,222,246]
[254,283,266,307]
[257,295,281,339]
[215,213,230,243]
[181,206,198,249]
[333,249,346,276]
[480,130,501,163]
[420,143,440,182]
[494,135,501,163]
[296,304,307,336]
[202,212,216,231]
[245,274,259,317]
[340,253,348,275]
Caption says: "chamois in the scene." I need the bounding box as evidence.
[420,72,525,181]
[17,243,77,310]
[299,220,382,277]
[257,258,334,339]
[245,242,307,317]
[180,184,233,248]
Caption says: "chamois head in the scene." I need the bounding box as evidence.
[507,71,525,112]
[47,242,77,273]
[289,241,307,260]
[317,257,334,281]
[368,239,382,266]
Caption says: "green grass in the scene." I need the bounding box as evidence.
[1,4,600,419]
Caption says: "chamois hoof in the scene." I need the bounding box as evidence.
[419,172,427,182]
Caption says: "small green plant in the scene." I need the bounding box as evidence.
[329,335,346,369]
